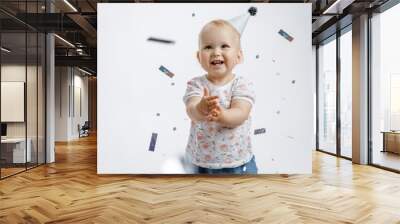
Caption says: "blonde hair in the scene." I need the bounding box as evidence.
[198,19,241,48]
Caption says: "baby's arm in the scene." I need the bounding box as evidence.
[209,99,252,128]
[186,97,206,122]
[186,88,219,122]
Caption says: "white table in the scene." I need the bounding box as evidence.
[1,138,31,163]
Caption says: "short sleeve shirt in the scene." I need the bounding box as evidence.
[183,75,256,169]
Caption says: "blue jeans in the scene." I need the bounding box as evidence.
[196,156,258,174]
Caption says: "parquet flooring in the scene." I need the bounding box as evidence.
[1,134,400,223]
[1,167,26,178]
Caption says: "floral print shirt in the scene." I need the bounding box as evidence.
[183,75,256,169]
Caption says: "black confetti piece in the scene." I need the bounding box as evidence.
[248,7,257,16]
[147,37,175,44]
[254,128,266,135]
[148,133,158,152]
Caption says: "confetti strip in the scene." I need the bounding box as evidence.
[254,128,266,135]
[147,37,175,44]
[159,65,175,78]
[148,133,158,152]
[248,7,257,16]
[278,29,294,42]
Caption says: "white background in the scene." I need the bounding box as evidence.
[98,3,313,174]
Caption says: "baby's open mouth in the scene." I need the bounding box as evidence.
[210,60,224,65]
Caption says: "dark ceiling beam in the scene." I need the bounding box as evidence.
[67,13,97,46]
[312,0,355,34]
[56,47,97,57]
[374,0,400,12]
[9,12,97,47]
[55,55,96,69]
[312,15,335,33]
[0,18,27,31]
[86,0,97,11]
[323,0,355,14]
[0,8,38,31]
[312,0,383,45]
[13,13,82,32]
[312,14,352,45]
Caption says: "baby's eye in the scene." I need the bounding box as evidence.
[222,44,230,48]
[203,45,212,50]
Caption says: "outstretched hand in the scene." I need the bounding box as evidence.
[207,103,224,122]
[196,87,219,116]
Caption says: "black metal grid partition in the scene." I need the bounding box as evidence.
[0,0,47,179]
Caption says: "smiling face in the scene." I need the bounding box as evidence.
[197,21,243,79]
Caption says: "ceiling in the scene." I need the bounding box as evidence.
[0,0,392,75]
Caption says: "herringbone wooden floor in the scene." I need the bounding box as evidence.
[1,134,400,224]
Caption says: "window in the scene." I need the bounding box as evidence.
[371,3,400,171]
[318,37,337,155]
[340,29,352,158]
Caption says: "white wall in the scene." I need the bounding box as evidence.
[55,67,69,141]
[98,3,313,174]
[72,72,89,138]
[55,67,89,141]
